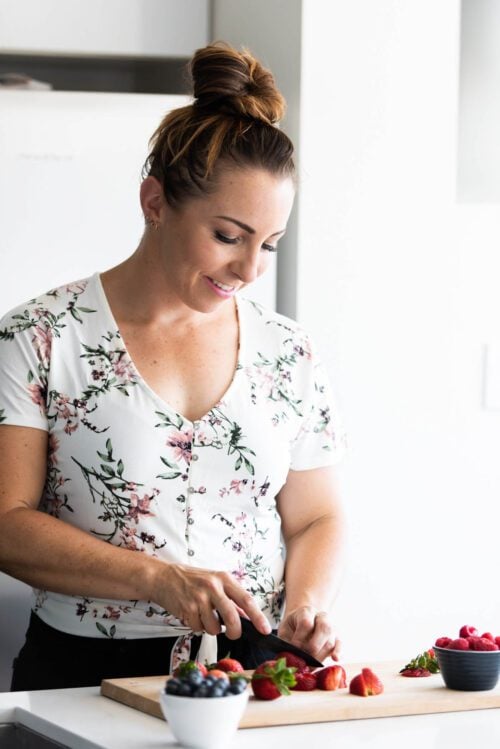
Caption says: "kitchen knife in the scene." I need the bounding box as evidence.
[239,616,323,668]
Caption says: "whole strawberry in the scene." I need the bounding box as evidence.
[173,660,208,678]
[251,658,297,701]
[214,657,244,674]
[275,651,308,672]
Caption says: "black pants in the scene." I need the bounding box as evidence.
[11,613,276,691]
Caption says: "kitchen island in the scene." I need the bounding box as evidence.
[2,685,500,749]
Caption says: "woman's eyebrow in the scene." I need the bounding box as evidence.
[215,215,286,237]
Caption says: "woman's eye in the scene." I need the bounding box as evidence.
[262,243,278,253]
[214,231,238,245]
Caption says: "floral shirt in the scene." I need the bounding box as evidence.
[0,273,345,651]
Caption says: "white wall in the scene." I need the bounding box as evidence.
[219,0,500,663]
[213,0,302,316]
[298,0,500,661]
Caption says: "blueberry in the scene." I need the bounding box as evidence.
[165,678,183,694]
[178,682,193,697]
[229,678,247,694]
[205,675,216,685]
[194,684,210,698]
[187,670,203,686]
[210,685,226,698]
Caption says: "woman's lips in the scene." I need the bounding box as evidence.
[205,276,236,298]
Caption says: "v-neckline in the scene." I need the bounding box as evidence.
[94,272,244,426]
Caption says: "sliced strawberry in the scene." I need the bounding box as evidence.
[349,668,384,696]
[292,671,317,691]
[400,667,431,677]
[315,665,347,690]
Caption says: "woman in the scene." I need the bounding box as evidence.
[0,42,346,690]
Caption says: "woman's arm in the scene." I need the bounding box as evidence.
[0,424,270,638]
[276,465,346,661]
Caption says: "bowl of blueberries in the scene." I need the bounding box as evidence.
[160,659,249,749]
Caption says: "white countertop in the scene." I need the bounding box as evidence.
[2,686,500,749]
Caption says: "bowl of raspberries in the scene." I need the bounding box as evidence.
[160,658,249,749]
[434,625,500,691]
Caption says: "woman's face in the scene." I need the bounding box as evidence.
[155,167,295,314]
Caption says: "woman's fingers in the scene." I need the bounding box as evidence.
[164,565,269,639]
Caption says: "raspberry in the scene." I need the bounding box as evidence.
[481,632,495,642]
[435,637,452,648]
[473,638,499,651]
[449,638,469,650]
[495,637,500,648]
[459,625,478,638]
[467,637,481,650]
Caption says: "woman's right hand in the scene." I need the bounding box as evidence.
[152,562,271,639]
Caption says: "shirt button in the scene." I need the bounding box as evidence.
[193,421,200,430]
[187,487,195,494]
[191,454,199,462]
[187,549,195,557]
[188,517,194,525]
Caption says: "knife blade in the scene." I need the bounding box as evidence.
[239,616,323,668]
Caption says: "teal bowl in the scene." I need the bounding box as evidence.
[434,646,500,691]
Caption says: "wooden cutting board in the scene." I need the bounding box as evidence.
[101,661,500,727]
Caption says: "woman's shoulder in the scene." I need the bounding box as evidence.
[237,295,314,350]
[0,275,98,333]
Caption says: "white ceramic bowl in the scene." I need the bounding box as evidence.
[159,688,249,749]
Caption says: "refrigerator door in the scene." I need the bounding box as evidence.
[0,90,277,314]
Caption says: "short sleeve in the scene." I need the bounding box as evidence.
[289,339,347,471]
[0,308,50,431]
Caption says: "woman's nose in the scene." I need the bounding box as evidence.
[231,248,263,284]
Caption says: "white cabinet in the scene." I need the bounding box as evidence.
[0,0,209,58]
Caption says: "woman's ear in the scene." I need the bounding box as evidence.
[140,176,164,225]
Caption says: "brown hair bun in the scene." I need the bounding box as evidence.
[143,41,294,208]
[191,41,285,125]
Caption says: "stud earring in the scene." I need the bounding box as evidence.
[145,216,159,231]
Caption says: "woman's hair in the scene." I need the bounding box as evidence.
[143,41,295,207]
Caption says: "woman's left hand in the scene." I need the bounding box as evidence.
[277,605,341,663]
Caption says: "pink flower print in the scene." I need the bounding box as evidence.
[64,420,78,435]
[232,566,247,582]
[32,325,52,369]
[120,526,138,550]
[112,352,135,382]
[103,606,121,621]
[235,512,247,523]
[125,482,138,492]
[294,341,312,359]
[28,383,46,412]
[48,433,60,465]
[230,480,243,494]
[126,491,156,523]
[166,428,193,464]
[54,394,72,420]
[65,281,87,295]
